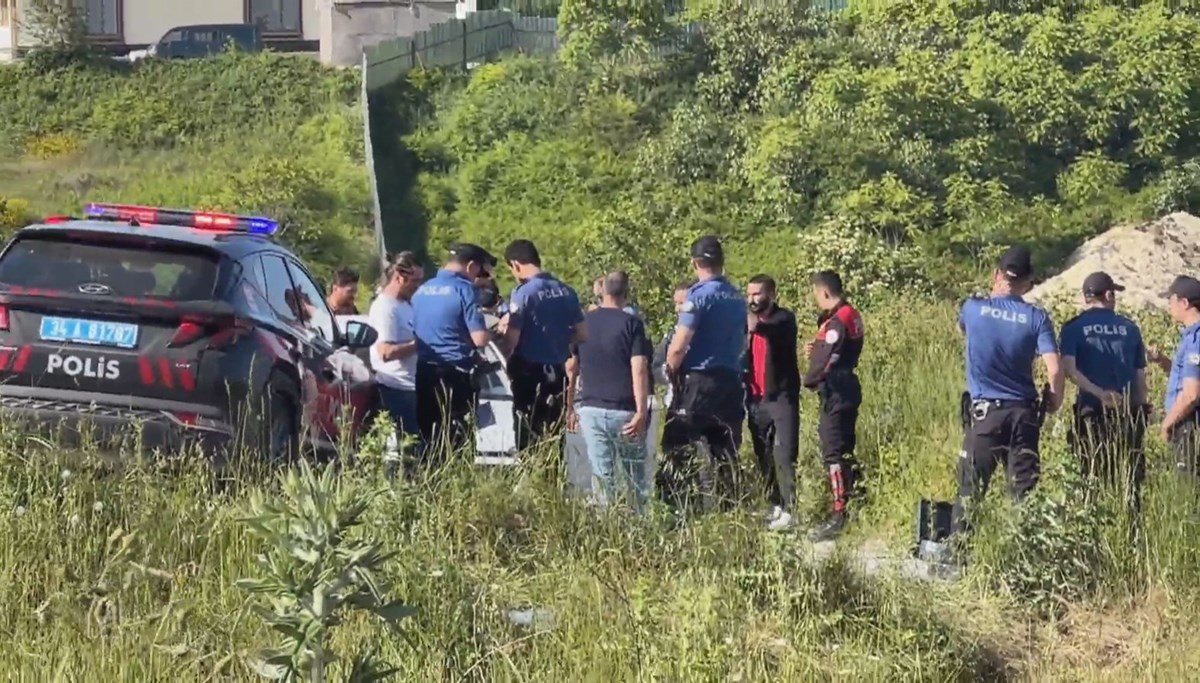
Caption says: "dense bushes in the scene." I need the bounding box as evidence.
[0,52,373,284]
[384,1,1200,310]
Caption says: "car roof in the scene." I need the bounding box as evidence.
[15,220,287,260]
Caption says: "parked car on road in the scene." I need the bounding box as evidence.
[0,203,378,462]
[123,24,263,62]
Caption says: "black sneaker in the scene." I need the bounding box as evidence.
[808,512,847,542]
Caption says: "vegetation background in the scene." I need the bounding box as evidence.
[4,0,1200,679]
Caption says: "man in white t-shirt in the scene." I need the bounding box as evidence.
[368,252,424,465]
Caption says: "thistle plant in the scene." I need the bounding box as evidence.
[237,461,414,682]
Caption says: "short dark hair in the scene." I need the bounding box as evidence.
[504,239,541,267]
[332,267,360,288]
[810,270,843,296]
[384,252,421,281]
[749,274,776,293]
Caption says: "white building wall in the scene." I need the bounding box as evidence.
[121,0,320,45]
[13,0,320,49]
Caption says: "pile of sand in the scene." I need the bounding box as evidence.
[1026,212,1200,311]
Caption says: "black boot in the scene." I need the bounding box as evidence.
[809,511,847,542]
[809,463,852,542]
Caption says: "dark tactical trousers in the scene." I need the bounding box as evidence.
[952,399,1041,535]
[658,368,745,513]
[416,362,478,461]
[1069,402,1148,509]
[747,395,799,511]
[817,372,862,513]
[508,355,567,453]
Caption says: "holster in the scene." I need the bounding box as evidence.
[959,391,971,431]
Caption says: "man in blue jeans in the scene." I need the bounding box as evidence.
[368,252,424,477]
[566,271,653,510]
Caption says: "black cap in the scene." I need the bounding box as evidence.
[1168,275,1200,305]
[448,242,497,268]
[1082,271,1125,297]
[690,235,724,262]
[997,245,1033,280]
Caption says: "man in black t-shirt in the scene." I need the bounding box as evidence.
[565,271,653,511]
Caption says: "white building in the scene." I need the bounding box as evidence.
[1,0,478,63]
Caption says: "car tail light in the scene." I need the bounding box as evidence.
[169,321,205,347]
[0,305,8,331]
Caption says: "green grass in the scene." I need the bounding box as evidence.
[3,299,1199,681]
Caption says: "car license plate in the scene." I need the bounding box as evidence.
[39,316,139,349]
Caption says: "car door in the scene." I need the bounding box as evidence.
[281,258,353,449]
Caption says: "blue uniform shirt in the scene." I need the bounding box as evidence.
[1165,321,1200,413]
[678,276,747,371]
[960,295,1057,401]
[1060,308,1145,407]
[508,273,583,365]
[411,268,486,367]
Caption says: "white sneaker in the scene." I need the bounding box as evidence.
[763,506,783,522]
[767,511,795,532]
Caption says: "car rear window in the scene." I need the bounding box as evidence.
[0,235,220,300]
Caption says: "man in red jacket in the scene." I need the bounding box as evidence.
[745,274,801,532]
[803,270,865,542]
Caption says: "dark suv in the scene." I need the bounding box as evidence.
[0,203,379,462]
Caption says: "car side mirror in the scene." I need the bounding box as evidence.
[343,320,378,350]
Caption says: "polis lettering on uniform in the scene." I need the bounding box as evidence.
[979,305,1028,325]
[419,285,455,296]
[1082,324,1128,336]
[46,354,120,380]
[534,287,571,301]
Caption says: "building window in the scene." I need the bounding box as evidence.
[77,0,122,39]
[245,0,301,37]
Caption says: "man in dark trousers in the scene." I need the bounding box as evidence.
[952,245,1064,543]
[411,243,496,459]
[1149,276,1200,478]
[1060,272,1149,517]
[501,239,587,452]
[744,274,801,532]
[659,236,747,516]
[802,271,865,541]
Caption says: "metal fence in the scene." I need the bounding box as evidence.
[362,10,717,92]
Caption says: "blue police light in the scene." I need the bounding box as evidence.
[83,203,279,235]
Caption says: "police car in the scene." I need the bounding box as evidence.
[0,203,380,462]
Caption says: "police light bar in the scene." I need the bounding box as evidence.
[83,203,278,235]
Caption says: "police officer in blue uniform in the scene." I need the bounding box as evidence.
[411,243,496,459]
[1149,275,1200,477]
[501,239,586,451]
[1059,272,1149,514]
[953,245,1064,538]
[658,236,748,513]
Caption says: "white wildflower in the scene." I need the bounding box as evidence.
[68,514,80,527]
[60,468,72,482]
[92,501,104,513]
[15,506,25,517]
